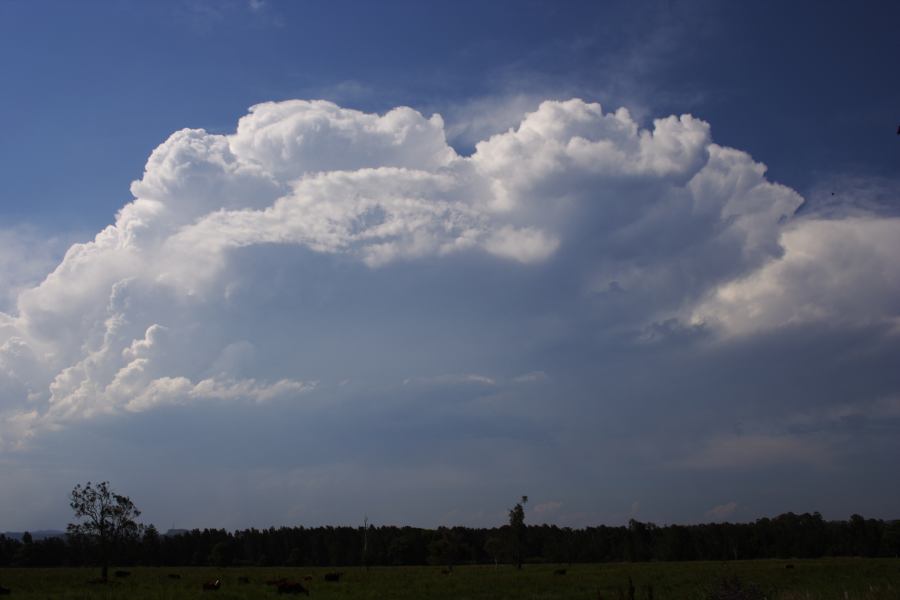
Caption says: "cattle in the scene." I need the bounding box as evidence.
[276,581,310,595]
[168,573,181,579]
[553,568,567,575]
[202,579,221,591]
[324,572,343,582]
[0,585,10,595]
[440,569,452,575]
[303,575,313,583]
[114,570,131,578]
[785,563,795,569]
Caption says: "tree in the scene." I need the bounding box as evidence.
[484,536,504,567]
[427,528,463,571]
[508,495,528,570]
[141,524,161,566]
[13,531,34,566]
[67,481,142,581]
[286,547,303,566]
[209,541,234,567]
[362,515,371,570]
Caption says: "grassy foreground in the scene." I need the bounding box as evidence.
[0,559,898,599]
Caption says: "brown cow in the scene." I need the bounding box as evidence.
[277,581,310,595]
[202,579,221,591]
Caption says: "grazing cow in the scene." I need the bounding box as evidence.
[168,573,181,579]
[277,581,310,595]
[237,576,250,584]
[554,568,567,575]
[202,579,221,591]
[324,572,343,582]
[0,585,10,595]
[785,563,795,569]
[114,570,131,578]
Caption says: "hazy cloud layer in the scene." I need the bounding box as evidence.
[1,98,898,527]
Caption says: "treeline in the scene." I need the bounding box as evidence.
[1,512,898,568]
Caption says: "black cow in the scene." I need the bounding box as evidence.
[277,581,310,595]
[554,568,567,575]
[324,572,343,582]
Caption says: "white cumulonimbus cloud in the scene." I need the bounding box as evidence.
[692,217,900,335]
[1,98,898,448]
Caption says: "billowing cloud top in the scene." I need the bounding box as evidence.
[1,98,898,456]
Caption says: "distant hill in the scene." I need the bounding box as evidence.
[2,530,65,541]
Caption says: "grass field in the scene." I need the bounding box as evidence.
[0,559,898,599]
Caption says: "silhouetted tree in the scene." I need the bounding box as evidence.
[509,495,528,569]
[209,541,233,567]
[1,507,896,568]
[361,516,371,570]
[427,527,464,570]
[286,547,303,566]
[67,481,142,581]
[484,535,504,567]
[13,531,34,566]
[141,524,161,566]
[387,531,422,565]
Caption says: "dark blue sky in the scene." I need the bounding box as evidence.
[1,1,896,229]
[0,0,899,530]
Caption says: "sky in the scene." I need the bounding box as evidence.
[0,0,898,532]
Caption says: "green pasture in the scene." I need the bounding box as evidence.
[0,558,898,599]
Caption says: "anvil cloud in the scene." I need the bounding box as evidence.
[1,98,898,527]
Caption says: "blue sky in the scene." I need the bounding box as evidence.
[0,0,899,531]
